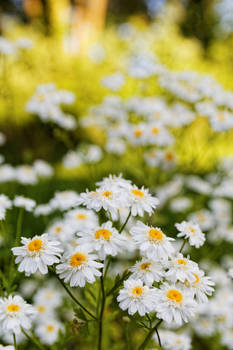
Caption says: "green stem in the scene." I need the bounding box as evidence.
[119,211,131,233]
[49,267,97,320]
[138,319,163,350]
[21,328,46,350]
[13,333,18,350]
[179,240,186,253]
[98,270,106,350]
[103,257,111,279]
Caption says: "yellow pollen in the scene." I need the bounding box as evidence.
[70,253,86,267]
[28,239,43,252]
[131,189,144,197]
[95,229,112,240]
[46,325,55,332]
[197,213,205,222]
[55,227,62,233]
[154,112,160,120]
[140,262,151,271]
[148,228,163,241]
[7,304,19,312]
[134,129,143,137]
[37,94,45,102]
[193,273,200,283]
[131,286,144,297]
[217,316,226,323]
[37,306,46,312]
[101,191,112,198]
[218,113,225,121]
[76,214,87,220]
[167,289,183,303]
[177,259,187,265]
[190,226,196,233]
[152,127,159,134]
[165,152,174,161]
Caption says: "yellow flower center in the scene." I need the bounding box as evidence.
[28,239,43,252]
[131,189,144,198]
[140,262,151,271]
[134,129,143,137]
[55,226,62,233]
[46,325,55,332]
[218,113,225,121]
[165,152,174,161]
[152,127,159,134]
[95,229,112,240]
[101,191,112,198]
[37,305,46,312]
[167,289,183,303]
[148,228,163,241]
[189,226,196,234]
[193,273,200,283]
[177,259,187,265]
[154,112,160,120]
[37,94,45,102]
[131,286,144,297]
[76,214,87,220]
[70,253,87,267]
[7,304,19,313]
[198,213,205,222]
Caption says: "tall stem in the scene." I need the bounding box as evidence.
[13,333,18,350]
[21,328,46,350]
[119,211,131,233]
[98,269,106,350]
[138,319,163,350]
[179,240,186,253]
[49,267,97,320]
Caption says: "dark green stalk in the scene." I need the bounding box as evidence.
[49,267,97,320]
[97,270,106,350]
[119,211,131,233]
[13,333,18,350]
[21,328,46,350]
[179,240,186,253]
[138,319,163,350]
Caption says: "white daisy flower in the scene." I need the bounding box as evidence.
[34,301,55,321]
[12,234,63,276]
[182,269,215,304]
[16,165,37,185]
[33,160,53,178]
[34,204,52,217]
[0,194,12,220]
[96,174,132,190]
[47,220,75,243]
[166,254,199,283]
[117,279,157,316]
[14,196,36,212]
[35,318,63,345]
[0,295,36,334]
[56,247,103,287]
[33,283,63,308]
[65,208,98,230]
[155,283,196,325]
[175,221,205,248]
[130,221,174,260]
[77,221,126,260]
[49,191,80,211]
[153,330,192,350]
[78,187,127,220]
[128,186,159,217]
[129,258,164,286]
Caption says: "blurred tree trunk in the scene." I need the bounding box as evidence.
[23,0,51,34]
[70,0,108,53]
